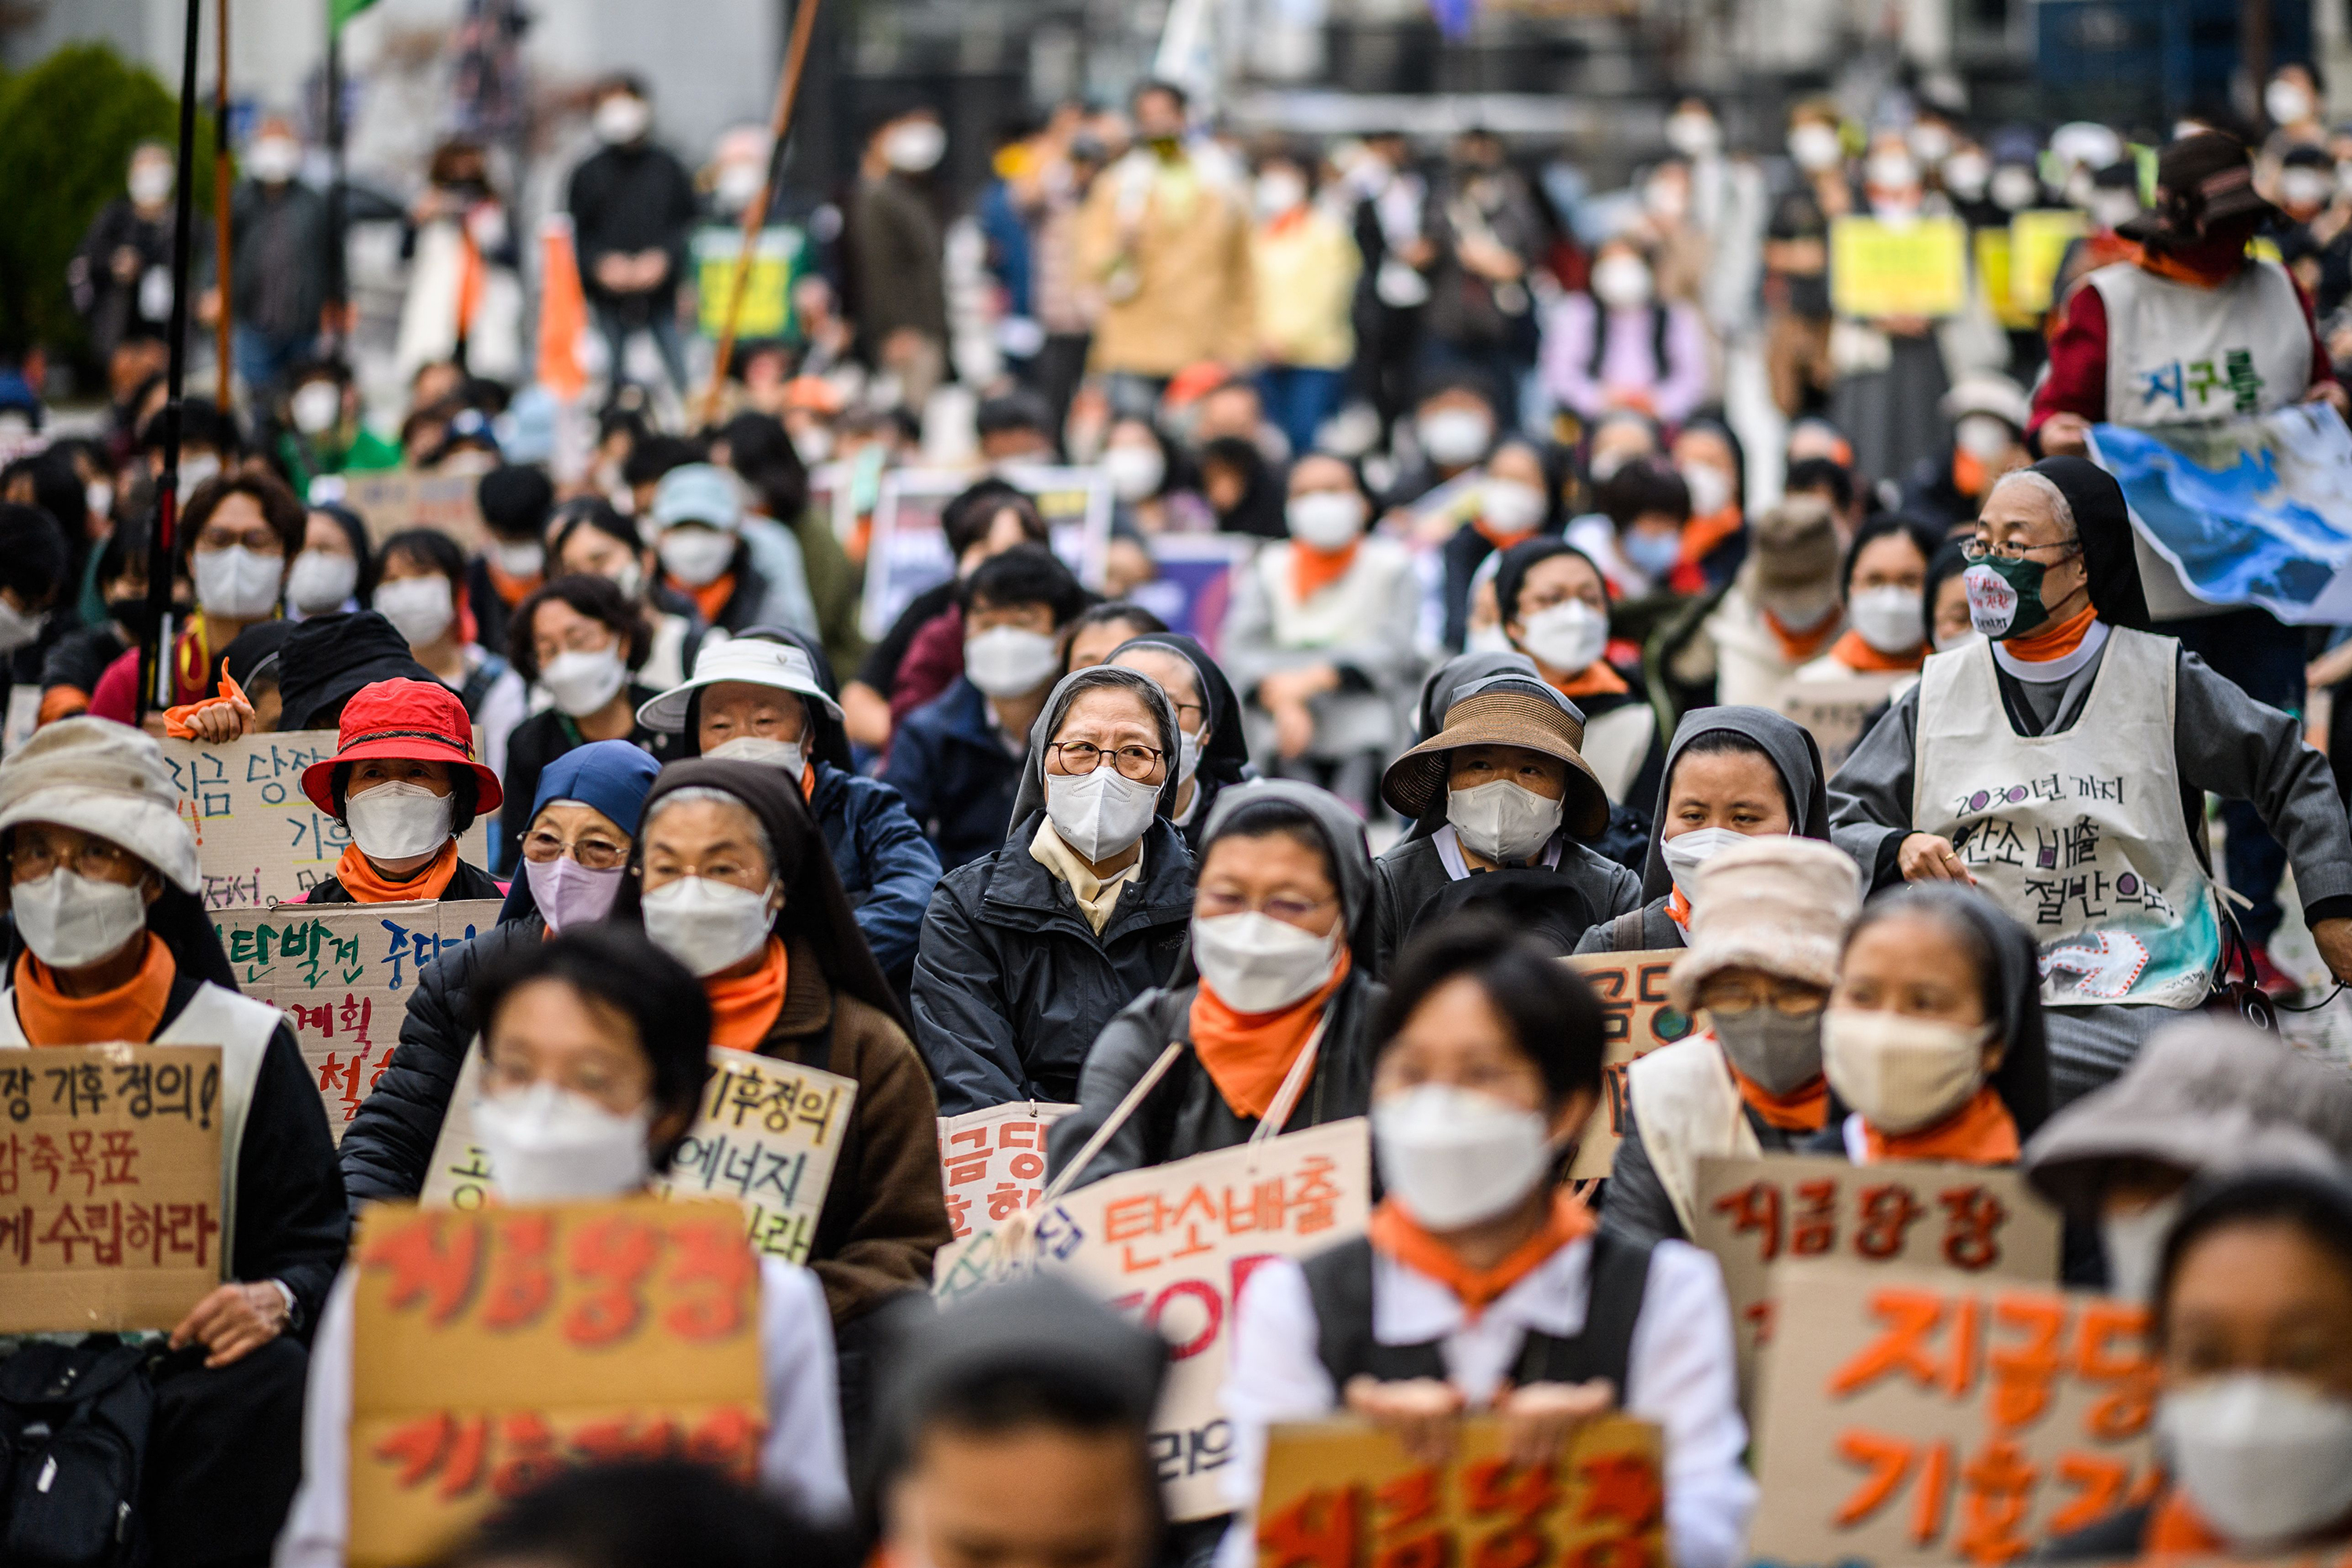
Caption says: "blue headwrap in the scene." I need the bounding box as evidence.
[498,742,663,924]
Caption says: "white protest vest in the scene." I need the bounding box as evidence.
[1625,1033,1760,1240]
[0,979,280,1261]
[1581,704,1654,804]
[1911,629,2220,1009]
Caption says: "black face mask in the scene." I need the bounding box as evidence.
[108,596,162,639]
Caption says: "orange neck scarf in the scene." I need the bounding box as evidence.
[1545,661,1631,700]
[1827,628,1924,673]
[2141,1489,2230,1557]
[13,935,175,1047]
[485,561,541,608]
[1472,518,1537,551]
[668,572,737,627]
[1863,1086,2020,1165]
[1290,540,1361,603]
[1665,887,1691,931]
[332,840,460,904]
[2003,603,2097,662]
[1726,1056,1829,1132]
[1762,604,1841,664]
[1679,506,1744,568]
[1370,1189,1595,1321]
[1189,949,1352,1122]
[706,937,788,1051]
[2140,248,2244,289]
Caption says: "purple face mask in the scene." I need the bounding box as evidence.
[524,855,625,932]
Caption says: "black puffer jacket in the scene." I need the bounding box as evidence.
[1367,833,1641,976]
[336,914,545,1210]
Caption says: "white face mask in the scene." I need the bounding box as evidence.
[1446,779,1563,865]
[87,481,114,522]
[1286,492,1366,553]
[1942,150,1991,200]
[0,594,47,655]
[2160,1374,2352,1548]
[1681,462,1733,518]
[373,575,456,646]
[10,869,148,970]
[706,734,806,780]
[883,120,947,173]
[176,452,222,497]
[1955,414,2016,463]
[344,780,456,862]
[1907,122,1955,165]
[1991,165,2042,212]
[286,550,359,615]
[964,626,1061,699]
[1104,445,1167,503]
[192,546,285,619]
[1658,823,1750,896]
[1848,584,1925,655]
[1373,1083,1555,1228]
[129,161,174,206]
[607,560,645,600]
[490,539,546,579]
[1192,911,1341,1014]
[1821,1007,1992,1134]
[476,1080,652,1203]
[1418,408,1493,468]
[1935,626,1985,655]
[641,874,775,977]
[1465,622,1515,655]
[1519,600,1608,674]
[1175,726,1203,786]
[1865,152,1921,195]
[593,95,652,147]
[1591,255,1654,309]
[1045,763,1161,862]
[2100,1191,2182,1303]
[2268,80,2318,128]
[2281,167,2336,210]
[1788,122,1844,172]
[1255,170,1308,219]
[289,379,342,435]
[2088,188,2144,230]
[541,647,627,717]
[1665,112,1720,158]
[658,528,735,587]
[1762,583,1839,631]
[246,136,302,183]
[791,425,834,465]
[1480,478,1547,537]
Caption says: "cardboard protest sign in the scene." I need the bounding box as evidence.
[936,1101,1076,1242]
[1748,1264,2155,1566]
[1563,952,1693,1180]
[657,1047,855,1265]
[858,466,1112,638]
[1779,674,1904,772]
[214,900,499,1143]
[162,732,491,909]
[1693,1154,2061,1411]
[0,1044,224,1332]
[691,224,806,340]
[340,467,488,553]
[2008,209,2088,316]
[1830,216,1969,319]
[1256,1414,1668,1568]
[419,1042,493,1210]
[346,1198,765,1567]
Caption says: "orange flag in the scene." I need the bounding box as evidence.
[536,215,588,401]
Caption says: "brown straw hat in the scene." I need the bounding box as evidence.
[1378,674,1611,837]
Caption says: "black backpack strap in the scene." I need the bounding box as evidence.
[1300,1237,1448,1388]
[1509,1229,1654,1390]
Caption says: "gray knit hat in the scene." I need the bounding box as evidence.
[0,717,201,893]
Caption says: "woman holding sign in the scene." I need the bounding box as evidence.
[1219,916,1755,1568]
[299,678,506,905]
[0,719,347,1563]
[274,926,850,1567]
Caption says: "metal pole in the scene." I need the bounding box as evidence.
[325,18,347,350]
[698,0,825,430]
[143,0,205,724]
[214,0,234,406]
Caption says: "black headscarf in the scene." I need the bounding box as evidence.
[1639,707,1831,901]
[1005,666,1183,832]
[679,626,854,772]
[1410,650,1539,745]
[1106,632,1249,793]
[2020,456,2149,632]
[274,611,438,732]
[610,758,909,1033]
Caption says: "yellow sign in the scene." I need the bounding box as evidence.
[1831,216,1969,319]
[2009,210,2088,316]
[692,226,804,341]
[1974,230,2038,332]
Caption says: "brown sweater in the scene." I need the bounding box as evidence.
[759,935,953,1327]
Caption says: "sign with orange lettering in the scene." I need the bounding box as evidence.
[346,1198,765,1566]
[1748,1265,2156,1566]
[1563,952,1692,1179]
[936,1101,1077,1241]
[1255,1414,1669,1568]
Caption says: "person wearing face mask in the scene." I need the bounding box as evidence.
[1101,416,1211,534]
[639,632,939,989]
[1223,456,1423,814]
[2264,62,2331,158]
[2273,146,2352,315]
[1049,781,1381,1189]
[708,409,865,680]
[467,463,552,657]
[1219,916,1755,1568]
[1578,709,1831,953]
[1573,458,1691,604]
[1491,539,1653,803]
[1419,129,1545,416]
[2042,1167,2352,1559]
[228,115,336,397]
[648,462,803,637]
[1902,372,2032,529]
[1250,150,1361,456]
[911,666,1199,1114]
[395,138,524,387]
[0,719,347,1564]
[297,678,505,904]
[1393,380,1499,502]
[1798,512,1940,687]
[282,503,372,622]
[852,107,953,412]
[269,360,398,495]
[371,528,526,775]
[550,497,713,691]
[68,140,214,368]
[1763,100,1853,418]
[499,575,665,872]
[0,503,67,728]
[1667,493,1845,718]
[1829,460,2352,1102]
[1437,438,1557,652]
[1369,673,1638,973]
[1109,631,1256,856]
[1601,837,1860,1248]
[274,926,851,1568]
[1920,537,1978,656]
[1541,234,1711,427]
[1666,419,1748,591]
[1824,132,1956,489]
[568,74,696,397]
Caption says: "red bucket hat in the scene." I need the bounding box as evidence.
[299,677,505,818]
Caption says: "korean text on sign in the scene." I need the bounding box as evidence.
[1748,1265,2156,1568]
[0,1044,225,1334]
[1255,1414,1669,1568]
[655,1047,857,1266]
[1563,952,1692,1180]
[346,1198,765,1567]
[936,1101,1076,1241]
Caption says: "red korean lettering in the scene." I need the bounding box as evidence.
[1573,1452,1661,1532]
[1710,1180,1781,1261]
[1258,1484,1362,1568]
[1987,1295,2067,1432]
[1853,1184,1927,1259]
[2074,1301,2156,1442]
[1463,1458,1560,1568]
[488,1411,563,1500]
[1791,1179,1838,1256]
[1955,1438,2038,1565]
[564,1213,659,1347]
[372,1410,489,1500]
[664,1219,757,1342]
[1831,1430,1916,1528]
[1828,1288,1947,1396]
[1939,1185,2009,1271]
[361,1214,481,1326]
[479,1213,556,1331]
[1370,1466,1448,1568]
[682,1406,766,1483]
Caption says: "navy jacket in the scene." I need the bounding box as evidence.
[810,760,940,985]
[881,677,1025,871]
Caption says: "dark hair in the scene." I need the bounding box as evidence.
[473,928,712,1176]
[288,357,353,390]
[434,1463,846,1568]
[550,496,643,563]
[306,503,377,601]
[1494,537,1606,628]
[0,503,69,611]
[1839,512,1944,601]
[977,391,1054,441]
[621,434,704,491]
[380,526,466,589]
[711,412,809,524]
[1784,456,1857,514]
[330,760,481,837]
[510,572,654,683]
[2154,1168,2352,1346]
[1668,729,1794,817]
[1062,600,1167,664]
[1374,914,1606,1105]
[179,470,307,569]
[1595,459,1690,532]
[595,71,652,100]
[478,464,555,541]
[1131,77,1189,111]
[942,479,1047,560]
[137,397,241,457]
[1922,537,1971,624]
[964,543,1087,627]
[96,514,152,591]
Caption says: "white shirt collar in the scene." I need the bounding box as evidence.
[1990,616,2109,683]
[1432,823,1566,880]
[1373,1232,1593,1344]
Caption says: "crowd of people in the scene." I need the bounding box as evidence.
[9,47,2352,1568]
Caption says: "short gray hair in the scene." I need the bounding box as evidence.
[644,786,775,878]
[1987,468,2075,535]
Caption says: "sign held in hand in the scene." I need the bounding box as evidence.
[1563,952,1692,1181]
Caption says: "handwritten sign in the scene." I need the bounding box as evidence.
[1830,216,1969,319]
[691,224,806,340]
[1748,1264,2155,1567]
[1563,952,1692,1180]
[0,1044,224,1333]
[2008,209,2089,316]
[340,467,488,553]
[213,901,499,1143]
[1256,1414,1668,1568]
[420,1042,494,1210]
[1780,674,1903,772]
[936,1101,1076,1242]
[1693,1155,2061,1413]
[657,1047,855,1265]
[346,1198,765,1567]
[162,732,492,909]
[858,466,1112,639]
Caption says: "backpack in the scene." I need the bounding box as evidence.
[0,1339,155,1567]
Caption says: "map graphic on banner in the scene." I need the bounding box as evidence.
[2090,405,2352,623]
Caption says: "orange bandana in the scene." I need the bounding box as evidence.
[1370,1189,1596,1321]
[1726,1057,1829,1132]
[2002,602,2097,663]
[674,572,738,627]
[13,935,175,1047]
[1545,662,1631,700]
[1862,1087,2020,1166]
[1762,604,1841,665]
[706,936,788,1051]
[1472,518,1537,552]
[485,561,541,608]
[332,840,460,904]
[1826,628,1924,673]
[1189,949,1352,1122]
[1953,448,1987,500]
[2141,1489,2230,1558]
[1291,541,1362,603]
[1679,506,1744,568]
[1665,886,1692,932]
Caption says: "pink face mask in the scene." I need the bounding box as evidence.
[523,855,625,932]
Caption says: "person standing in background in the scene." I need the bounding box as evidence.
[1250,147,1361,456]
[1762,99,1850,419]
[230,117,335,399]
[852,108,951,413]
[568,74,698,399]
[1419,129,1544,408]
[69,140,212,385]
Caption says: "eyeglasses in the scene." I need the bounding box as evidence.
[1047,740,1166,782]
[1959,535,2082,563]
[1196,888,1336,924]
[521,828,630,870]
[9,835,141,880]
